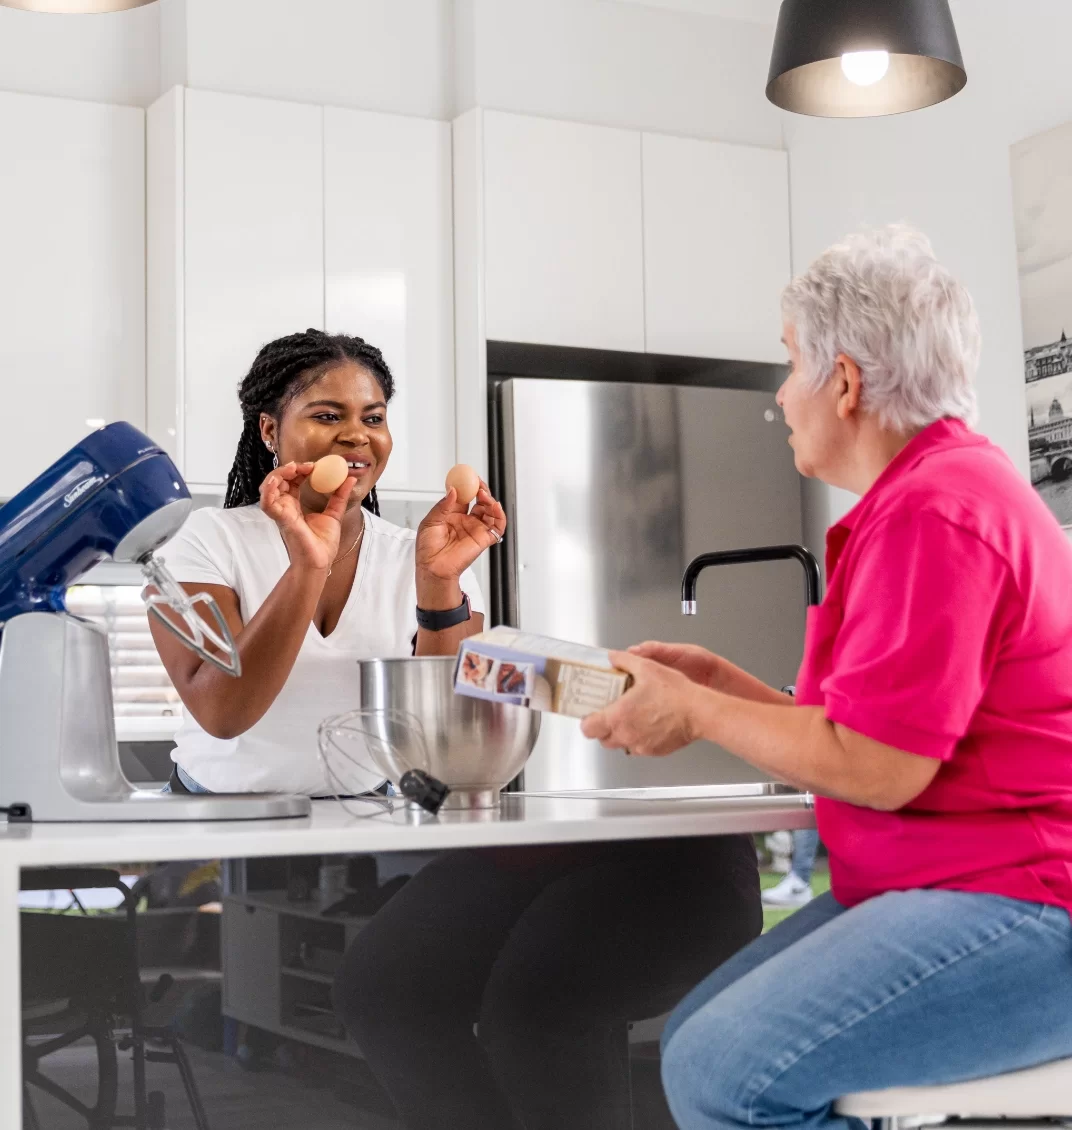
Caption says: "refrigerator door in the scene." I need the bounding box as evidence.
[498,377,805,791]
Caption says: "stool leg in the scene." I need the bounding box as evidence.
[169,1038,211,1130]
[624,1026,634,1130]
[22,1085,40,1130]
[131,1033,147,1130]
[91,1021,119,1130]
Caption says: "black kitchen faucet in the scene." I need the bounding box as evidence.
[681,544,822,615]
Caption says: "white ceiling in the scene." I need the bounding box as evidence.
[610,0,782,25]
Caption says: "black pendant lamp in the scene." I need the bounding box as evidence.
[766,0,966,118]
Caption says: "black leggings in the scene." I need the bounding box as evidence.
[332,835,761,1130]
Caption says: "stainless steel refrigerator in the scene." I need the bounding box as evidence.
[491,373,807,792]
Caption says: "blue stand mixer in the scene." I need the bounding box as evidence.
[0,422,309,821]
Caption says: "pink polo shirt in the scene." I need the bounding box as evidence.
[796,418,1072,911]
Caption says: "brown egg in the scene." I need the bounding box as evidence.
[309,454,349,494]
[445,463,480,505]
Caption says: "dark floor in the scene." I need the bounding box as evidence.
[23,1034,675,1129]
[24,1037,399,1130]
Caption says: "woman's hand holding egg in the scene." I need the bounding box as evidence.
[415,465,507,582]
[445,463,480,506]
[260,455,357,572]
[308,453,350,495]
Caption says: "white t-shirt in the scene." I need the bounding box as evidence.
[158,504,485,795]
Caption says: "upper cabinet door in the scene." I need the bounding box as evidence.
[324,108,454,494]
[183,90,324,488]
[483,112,645,353]
[642,133,790,364]
[0,92,144,499]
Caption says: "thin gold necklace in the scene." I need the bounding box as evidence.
[328,524,364,577]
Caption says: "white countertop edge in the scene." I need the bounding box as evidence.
[0,795,815,867]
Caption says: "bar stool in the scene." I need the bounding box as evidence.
[835,1055,1072,1129]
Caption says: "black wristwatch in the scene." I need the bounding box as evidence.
[416,592,472,632]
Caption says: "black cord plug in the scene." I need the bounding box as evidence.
[398,770,450,815]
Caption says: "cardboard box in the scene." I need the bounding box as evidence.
[453,627,632,718]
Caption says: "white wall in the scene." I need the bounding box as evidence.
[180,0,454,120]
[0,4,159,106]
[169,0,780,143]
[0,0,779,129]
[159,0,187,93]
[456,0,783,147]
[993,0,1072,144]
[0,0,779,139]
[786,0,1072,546]
[612,0,781,21]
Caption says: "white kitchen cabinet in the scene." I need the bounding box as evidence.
[324,108,454,494]
[222,890,368,1058]
[482,112,645,353]
[642,133,790,364]
[148,88,324,490]
[221,898,281,1032]
[184,91,324,488]
[0,91,144,499]
[149,89,456,497]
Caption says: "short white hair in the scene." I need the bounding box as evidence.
[781,224,980,431]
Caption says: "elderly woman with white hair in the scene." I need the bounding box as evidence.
[581,224,1072,1129]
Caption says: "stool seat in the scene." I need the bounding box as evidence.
[835,1055,1072,1119]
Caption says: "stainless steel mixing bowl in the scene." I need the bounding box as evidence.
[322,656,542,810]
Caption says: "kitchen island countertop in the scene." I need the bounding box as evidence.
[0,788,813,1124]
[0,787,814,868]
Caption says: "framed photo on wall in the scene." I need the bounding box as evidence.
[1012,120,1072,529]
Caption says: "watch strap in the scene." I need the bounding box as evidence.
[416,592,472,632]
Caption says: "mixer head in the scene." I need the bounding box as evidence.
[0,421,240,677]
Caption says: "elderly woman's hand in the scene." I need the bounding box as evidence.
[581,651,703,757]
[627,641,724,689]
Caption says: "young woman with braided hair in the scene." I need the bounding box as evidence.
[149,328,504,795]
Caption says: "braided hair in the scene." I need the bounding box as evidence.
[224,329,396,514]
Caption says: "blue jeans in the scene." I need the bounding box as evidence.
[790,828,819,885]
[661,890,1072,1130]
[160,765,212,794]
